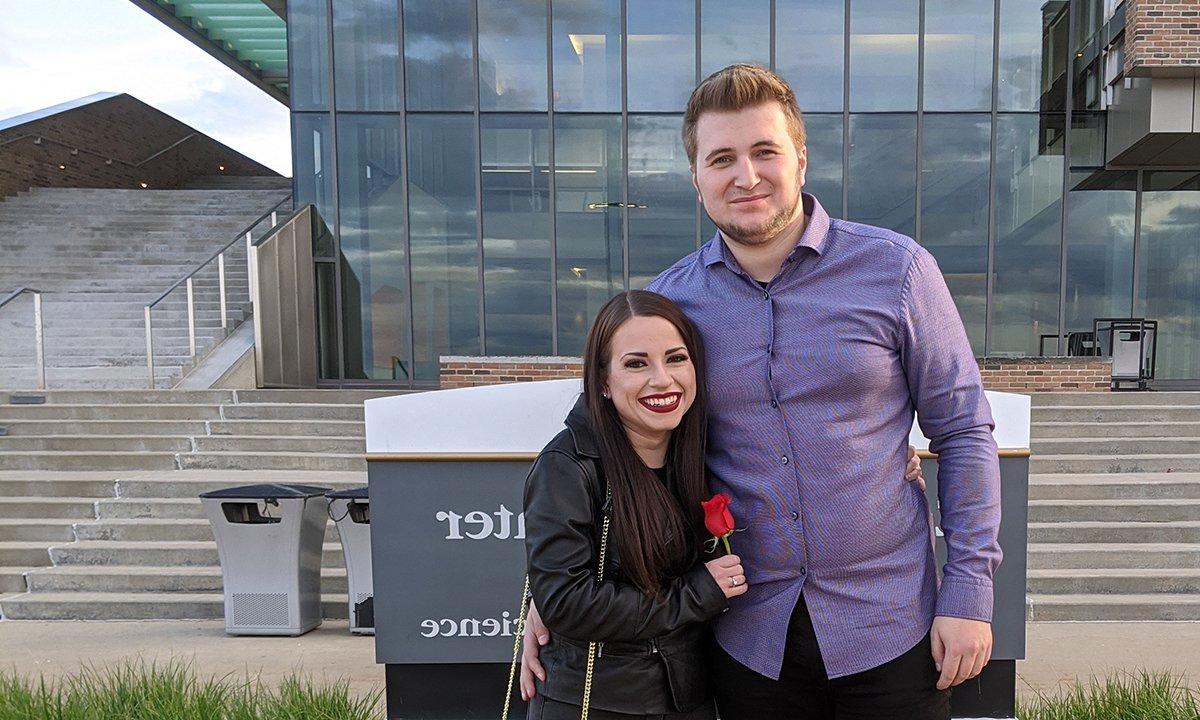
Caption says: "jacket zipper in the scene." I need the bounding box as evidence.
[649,638,659,654]
[597,641,604,658]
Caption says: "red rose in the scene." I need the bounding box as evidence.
[701,493,735,539]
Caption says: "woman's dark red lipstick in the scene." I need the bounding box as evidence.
[639,392,682,413]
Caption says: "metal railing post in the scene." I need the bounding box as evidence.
[270,211,277,227]
[32,292,45,390]
[246,231,255,308]
[144,305,155,389]
[218,252,227,330]
[186,277,196,358]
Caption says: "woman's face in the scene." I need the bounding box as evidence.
[604,315,697,443]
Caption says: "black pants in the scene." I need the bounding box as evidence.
[526,694,716,720]
[711,594,950,720]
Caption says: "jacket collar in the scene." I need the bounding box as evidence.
[564,396,600,459]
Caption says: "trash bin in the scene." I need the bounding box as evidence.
[1093,318,1158,390]
[200,483,331,636]
[327,487,373,635]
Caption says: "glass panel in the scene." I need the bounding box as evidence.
[1137,172,1200,380]
[700,0,769,76]
[1070,111,1106,170]
[288,0,330,111]
[407,114,480,379]
[404,0,475,111]
[555,114,624,356]
[316,261,340,379]
[991,113,1064,356]
[920,114,991,354]
[776,0,846,112]
[628,115,695,289]
[627,0,696,112]
[923,0,994,111]
[551,0,622,112]
[998,0,1068,111]
[333,0,401,111]
[337,115,409,381]
[849,0,918,111]
[480,115,553,355]
[1065,171,1135,340]
[479,0,548,111]
[847,114,916,236]
[801,114,843,219]
[291,113,335,225]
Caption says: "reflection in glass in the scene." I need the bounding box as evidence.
[316,261,339,379]
[333,0,401,111]
[849,0,918,111]
[552,0,621,112]
[555,115,624,355]
[998,0,1068,111]
[480,115,552,355]
[700,0,769,76]
[923,0,994,111]
[777,0,845,112]
[847,114,916,236]
[337,115,409,380]
[407,115,480,379]
[479,0,548,111]
[628,115,695,289]
[404,0,475,111]
[1137,172,1200,380]
[1065,171,1134,335]
[801,114,843,219]
[288,0,330,111]
[991,114,1063,356]
[627,0,695,112]
[921,114,990,353]
[292,114,335,226]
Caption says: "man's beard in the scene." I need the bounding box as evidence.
[713,188,802,248]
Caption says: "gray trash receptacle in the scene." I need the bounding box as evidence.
[200,483,331,636]
[327,486,373,635]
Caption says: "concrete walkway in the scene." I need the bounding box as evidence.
[0,620,1197,702]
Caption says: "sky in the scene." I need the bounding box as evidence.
[0,0,292,175]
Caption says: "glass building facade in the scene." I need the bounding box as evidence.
[289,0,1200,386]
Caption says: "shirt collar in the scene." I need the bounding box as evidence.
[701,193,831,268]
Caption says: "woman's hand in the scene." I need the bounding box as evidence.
[519,601,550,701]
[706,554,748,599]
[906,445,926,492]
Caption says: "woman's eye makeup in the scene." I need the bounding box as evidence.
[668,353,689,363]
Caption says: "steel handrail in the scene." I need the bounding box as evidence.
[143,193,293,388]
[0,132,200,168]
[0,288,46,389]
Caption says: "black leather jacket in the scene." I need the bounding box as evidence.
[523,398,727,715]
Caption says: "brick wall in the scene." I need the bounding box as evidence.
[1124,0,1200,76]
[0,94,276,199]
[441,356,1113,393]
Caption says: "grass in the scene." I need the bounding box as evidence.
[1020,670,1200,720]
[0,659,381,719]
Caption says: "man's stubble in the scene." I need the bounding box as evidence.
[709,170,804,249]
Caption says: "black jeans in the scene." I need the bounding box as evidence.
[526,694,716,720]
[711,594,950,720]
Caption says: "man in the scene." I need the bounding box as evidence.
[525,64,1001,719]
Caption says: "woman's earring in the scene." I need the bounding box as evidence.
[602,390,610,399]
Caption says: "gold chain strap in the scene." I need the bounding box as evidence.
[501,575,531,720]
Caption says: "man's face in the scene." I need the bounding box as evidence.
[692,101,807,247]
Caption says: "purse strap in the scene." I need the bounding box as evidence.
[503,484,611,720]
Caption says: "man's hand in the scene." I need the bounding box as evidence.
[519,601,551,701]
[906,445,926,492]
[930,616,992,690]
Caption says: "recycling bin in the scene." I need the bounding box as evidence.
[200,483,331,636]
[327,486,374,635]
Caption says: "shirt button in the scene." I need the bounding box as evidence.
[790,511,799,521]
[770,399,778,408]
[800,566,807,575]
[763,291,769,300]
[781,455,789,465]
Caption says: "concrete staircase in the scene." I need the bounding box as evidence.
[1027,392,1200,621]
[0,179,290,389]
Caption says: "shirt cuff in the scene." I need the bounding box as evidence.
[935,578,994,623]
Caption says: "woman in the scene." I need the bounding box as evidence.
[519,290,922,720]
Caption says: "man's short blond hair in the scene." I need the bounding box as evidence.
[683,63,807,167]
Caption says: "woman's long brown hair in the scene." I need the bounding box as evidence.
[583,290,709,598]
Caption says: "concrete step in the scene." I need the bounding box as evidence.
[1027,543,1200,569]
[177,452,366,472]
[1028,473,1200,500]
[70,518,343,543]
[0,542,53,567]
[220,404,364,421]
[1030,454,1200,474]
[113,473,364,498]
[1026,594,1200,621]
[0,451,178,471]
[0,497,99,520]
[2,392,233,405]
[1029,499,1200,523]
[0,436,193,453]
[0,567,26,594]
[22,565,347,594]
[0,592,349,621]
[234,389,397,404]
[97,498,204,520]
[0,404,220,420]
[1032,392,1200,406]
[46,541,345,568]
[1032,438,1200,455]
[0,520,76,542]
[0,421,209,436]
[206,419,365,437]
[1027,568,1200,595]
[1028,520,1200,544]
[0,475,116,497]
[1032,406,1200,423]
[192,435,365,454]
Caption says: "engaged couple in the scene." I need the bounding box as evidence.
[513,64,1002,720]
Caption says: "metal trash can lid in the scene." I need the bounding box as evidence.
[326,486,369,500]
[199,483,332,499]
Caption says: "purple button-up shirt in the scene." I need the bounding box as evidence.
[646,195,1001,680]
